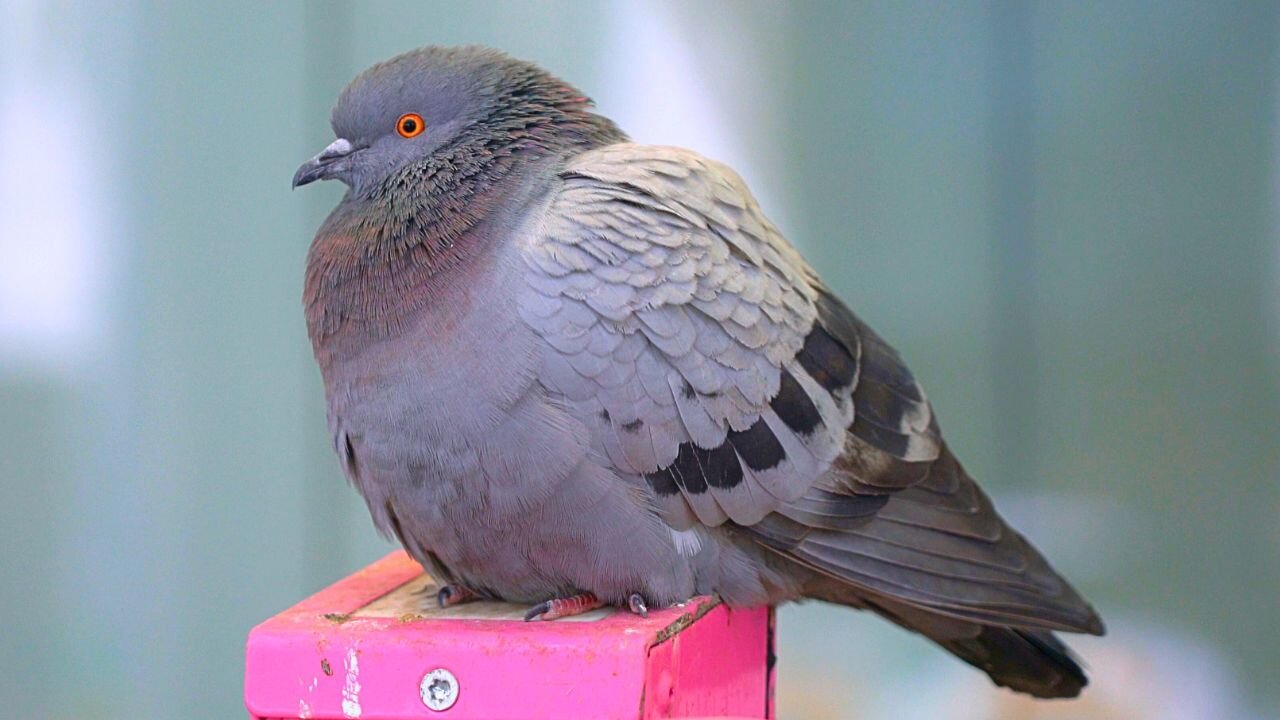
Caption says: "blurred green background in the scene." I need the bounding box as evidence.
[1,1,1277,718]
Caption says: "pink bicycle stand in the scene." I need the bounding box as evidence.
[245,551,776,719]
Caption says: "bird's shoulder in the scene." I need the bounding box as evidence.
[527,142,818,329]
[558,143,753,201]
[547,142,806,267]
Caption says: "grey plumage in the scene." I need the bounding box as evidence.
[295,45,1104,698]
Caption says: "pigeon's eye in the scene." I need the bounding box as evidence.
[396,113,425,139]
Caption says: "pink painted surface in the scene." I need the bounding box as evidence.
[641,603,772,719]
[245,551,774,720]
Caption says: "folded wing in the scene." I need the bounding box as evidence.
[519,143,1102,636]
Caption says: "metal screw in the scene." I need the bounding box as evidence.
[420,668,459,711]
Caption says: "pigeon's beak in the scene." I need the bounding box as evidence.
[292,138,358,188]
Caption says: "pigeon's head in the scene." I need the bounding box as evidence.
[293,46,620,195]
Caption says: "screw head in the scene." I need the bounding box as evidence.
[420,668,459,711]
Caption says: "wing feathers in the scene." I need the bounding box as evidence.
[523,143,1101,642]
[770,369,823,436]
[526,145,832,526]
[797,324,858,392]
[727,417,786,471]
[756,445,1103,634]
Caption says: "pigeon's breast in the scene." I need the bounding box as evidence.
[320,236,548,482]
[316,229,654,599]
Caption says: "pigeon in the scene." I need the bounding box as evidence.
[293,46,1104,698]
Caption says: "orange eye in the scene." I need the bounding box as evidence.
[396,113,425,138]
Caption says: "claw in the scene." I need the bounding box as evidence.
[523,602,552,622]
[627,593,649,617]
[524,592,603,621]
[436,584,478,609]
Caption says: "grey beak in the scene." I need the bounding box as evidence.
[292,138,357,188]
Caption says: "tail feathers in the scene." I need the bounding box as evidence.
[871,596,1089,698]
[938,625,1087,698]
[811,582,1091,698]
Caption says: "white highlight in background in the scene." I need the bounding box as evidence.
[0,0,110,371]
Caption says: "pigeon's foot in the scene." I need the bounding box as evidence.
[436,583,479,609]
[627,593,649,618]
[522,592,653,621]
[523,592,604,621]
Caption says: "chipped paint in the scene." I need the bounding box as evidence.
[295,675,318,719]
[341,647,362,718]
[653,597,722,645]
